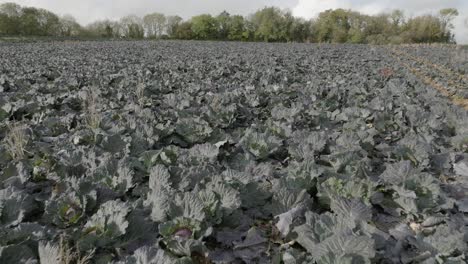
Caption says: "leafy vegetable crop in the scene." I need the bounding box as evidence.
[0,41,467,263]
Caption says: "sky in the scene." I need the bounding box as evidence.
[5,0,468,43]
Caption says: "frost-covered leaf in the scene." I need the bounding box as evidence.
[239,129,282,160]
[421,216,446,228]
[323,150,367,174]
[380,161,416,186]
[85,199,130,237]
[222,169,252,185]
[206,176,241,213]
[123,245,184,264]
[169,192,206,221]
[318,177,374,206]
[38,242,60,264]
[44,191,91,228]
[2,37,468,264]
[160,217,202,240]
[175,118,213,144]
[293,204,373,260]
[288,131,327,160]
[271,187,309,215]
[330,198,372,223]
[149,165,172,191]
[207,103,238,128]
[294,212,340,253]
[186,143,219,164]
[159,217,208,257]
[16,161,32,184]
[164,238,206,258]
[109,161,135,194]
[393,185,418,214]
[147,165,173,222]
[287,159,323,190]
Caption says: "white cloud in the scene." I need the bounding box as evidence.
[292,0,468,44]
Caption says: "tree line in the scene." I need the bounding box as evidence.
[0,2,460,44]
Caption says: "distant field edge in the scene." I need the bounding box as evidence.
[0,36,466,46]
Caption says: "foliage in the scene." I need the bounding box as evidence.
[143,12,166,38]
[0,2,460,44]
[191,14,218,40]
[0,40,467,263]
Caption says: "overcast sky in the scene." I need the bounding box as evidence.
[5,0,468,43]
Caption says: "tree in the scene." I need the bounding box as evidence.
[439,8,458,42]
[251,7,286,42]
[191,14,218,40]
[143,13,166,38]
[364,14,393,44]
[228,15,246,41]
[85,20,119,38]
[0,2,22,35]
[17,7,61,36]
[282,11,310,42]
[385,9,405,42]
[242,19,256,41]
[390,10,405,27]
[216,11,230,40]
[439,8,459,28]
[19,7,41,35]
[174,21,193,39]
[401,15,445,43]
[166,15,182,38]
[59,15,81,36]
[281,11,295,41]
[120,15,144,39]
[313,9,351,43]
[0,2,461,44]
[0,2,21,17]
[346,11,367,43]
[38,9,61,36]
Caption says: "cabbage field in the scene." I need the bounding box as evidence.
[0,41,467,264]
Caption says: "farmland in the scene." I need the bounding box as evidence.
[0,41,467,263]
